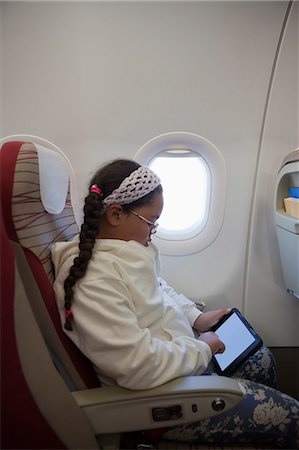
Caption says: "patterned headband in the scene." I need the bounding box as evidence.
[102,166,161,208]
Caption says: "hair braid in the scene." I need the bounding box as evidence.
[63,191,102,330]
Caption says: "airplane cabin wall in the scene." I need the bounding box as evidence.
[246,2,299,345]
[1,1,298,346]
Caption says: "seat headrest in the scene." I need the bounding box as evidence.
[1,140,79,283]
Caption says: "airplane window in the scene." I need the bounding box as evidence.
[148,150,210,240]
[135,132,226,255]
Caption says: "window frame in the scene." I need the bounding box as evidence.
[135,132,227,255]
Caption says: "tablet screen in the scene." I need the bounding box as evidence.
[212,309,262,375]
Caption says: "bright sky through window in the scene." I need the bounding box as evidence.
[149,152,208,233]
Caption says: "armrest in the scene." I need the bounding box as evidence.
[72,376,245,434]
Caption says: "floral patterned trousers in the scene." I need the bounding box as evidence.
[162,346,299,449]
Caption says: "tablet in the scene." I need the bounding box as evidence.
[211,308,263,376]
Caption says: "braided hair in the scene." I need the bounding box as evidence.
[63,159,162,330]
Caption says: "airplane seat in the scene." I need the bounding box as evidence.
[0,138,100,449]
[1,137,247,450]
[0,138,100,389]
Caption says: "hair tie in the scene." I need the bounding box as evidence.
[64,308,74,331]
[90,184,102,196]
[65,308,73,319]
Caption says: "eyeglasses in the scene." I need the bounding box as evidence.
[129,209,159,234]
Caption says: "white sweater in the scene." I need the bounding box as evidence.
[51,238,212,389]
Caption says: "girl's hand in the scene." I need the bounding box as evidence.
[193,308,231,333]
[197,331,225,355]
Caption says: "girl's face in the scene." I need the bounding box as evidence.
[122,191,164,246]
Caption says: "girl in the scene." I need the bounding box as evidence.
[52,159,299,448]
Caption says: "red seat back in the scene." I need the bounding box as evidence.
[0,142,67,449]
[0,140,99,389]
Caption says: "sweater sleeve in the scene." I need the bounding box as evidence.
[159,277,202,327]
[67,276,211,390]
